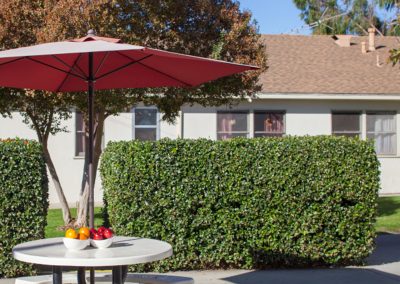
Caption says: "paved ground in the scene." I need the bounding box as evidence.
[1,234,400,284]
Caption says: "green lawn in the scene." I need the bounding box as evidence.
[45,196,400,237]
[45,207,104,238]
[376,196,400,233]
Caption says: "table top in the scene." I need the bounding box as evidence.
[13,236,173,267]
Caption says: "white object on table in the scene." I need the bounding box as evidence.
[63,238,90,250]
[90,237,114,249]
[13,236,173,267]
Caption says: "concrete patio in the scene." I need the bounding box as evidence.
[1,233,399,284]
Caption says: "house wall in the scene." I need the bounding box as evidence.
[0,98,399,208]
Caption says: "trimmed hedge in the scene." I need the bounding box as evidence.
[0,139,48,278]
[101,136,380,270]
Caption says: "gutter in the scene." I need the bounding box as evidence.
[256,93,400,101]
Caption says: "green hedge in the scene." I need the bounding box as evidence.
[101,136,380,270]
[0,139,48,278]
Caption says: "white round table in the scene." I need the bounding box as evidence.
[13,236,173,284]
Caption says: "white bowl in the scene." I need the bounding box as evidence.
[63,238,89,250]
[90,237,114,249]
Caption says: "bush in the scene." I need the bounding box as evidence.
[100,136,379,270]
[0,139,48,277]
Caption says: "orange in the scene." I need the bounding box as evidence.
[77,233,88,240]
[79,227,90,238]
[65,228,77,239]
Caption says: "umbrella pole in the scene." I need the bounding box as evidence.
[88,52,95,228]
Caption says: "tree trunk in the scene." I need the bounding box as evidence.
[42,143,72,225]
[27,109,72,226]
[75,111,105,227]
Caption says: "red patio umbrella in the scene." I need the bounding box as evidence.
[0,30,258,227]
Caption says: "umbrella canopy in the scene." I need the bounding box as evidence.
[0,30,258,227]
[0,33,257,92]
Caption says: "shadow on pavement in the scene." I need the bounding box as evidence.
[222,234,400,284]
[222,268,400,284]
[367,233,400,265]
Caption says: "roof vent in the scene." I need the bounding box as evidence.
[361,41,367,54]
[368,27,376,52]
[333,35,352,47]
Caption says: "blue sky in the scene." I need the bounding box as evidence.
[239,0,397,35]
[239,0,310,35]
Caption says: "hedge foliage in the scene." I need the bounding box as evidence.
[0,139,48,278]
[101,136,380,270]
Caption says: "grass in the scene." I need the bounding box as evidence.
[376,196,400,233]
[45,196,400,237]
[45,207,104,238]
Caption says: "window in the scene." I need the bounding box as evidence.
[367,112,396,155]
[332,112,361,138]
[217,112,248,140]
[133,108,159,141]
[254,111,285,137]
[75,112,86,157]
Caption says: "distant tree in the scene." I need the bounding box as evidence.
[293,0,399,35]
[0,0,266,226]
[0,0,73,225]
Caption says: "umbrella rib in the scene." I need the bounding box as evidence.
[52,55,87,79]
[94,52,110,77]
[116,51,192,87]
[26,57,87,81]
[0,57,25,67]
[95,54,153,81]
[136,61,192,87]
[56,54,85,92]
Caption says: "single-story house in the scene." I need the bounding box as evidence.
[1,30,400,206]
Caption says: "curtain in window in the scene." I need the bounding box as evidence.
[217,113,247,140]
[219,114,232,133]
[367,113,396,155]
[264,113,284,133]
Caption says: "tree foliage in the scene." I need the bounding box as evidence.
[40,0,266,121]
[293,0,399,35]
[0,0,266,226]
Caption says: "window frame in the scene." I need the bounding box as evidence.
[75,111,86,157]
[216,111,249,140]
[366,111,397,156]
[74,111,106,158]
[253,110,286,137]
[132,107,160,141]
[331,111,362,138]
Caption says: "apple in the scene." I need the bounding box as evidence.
[92,233,104,240]
[103,228,113,239]
[97,226,106,235]
[89,228,97,238]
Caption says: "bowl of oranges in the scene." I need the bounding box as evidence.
[63,227,90,250]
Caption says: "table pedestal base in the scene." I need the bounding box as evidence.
[52,267,62,284]
[52,266,128,284]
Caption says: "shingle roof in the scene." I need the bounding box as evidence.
[260,34,400,94]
